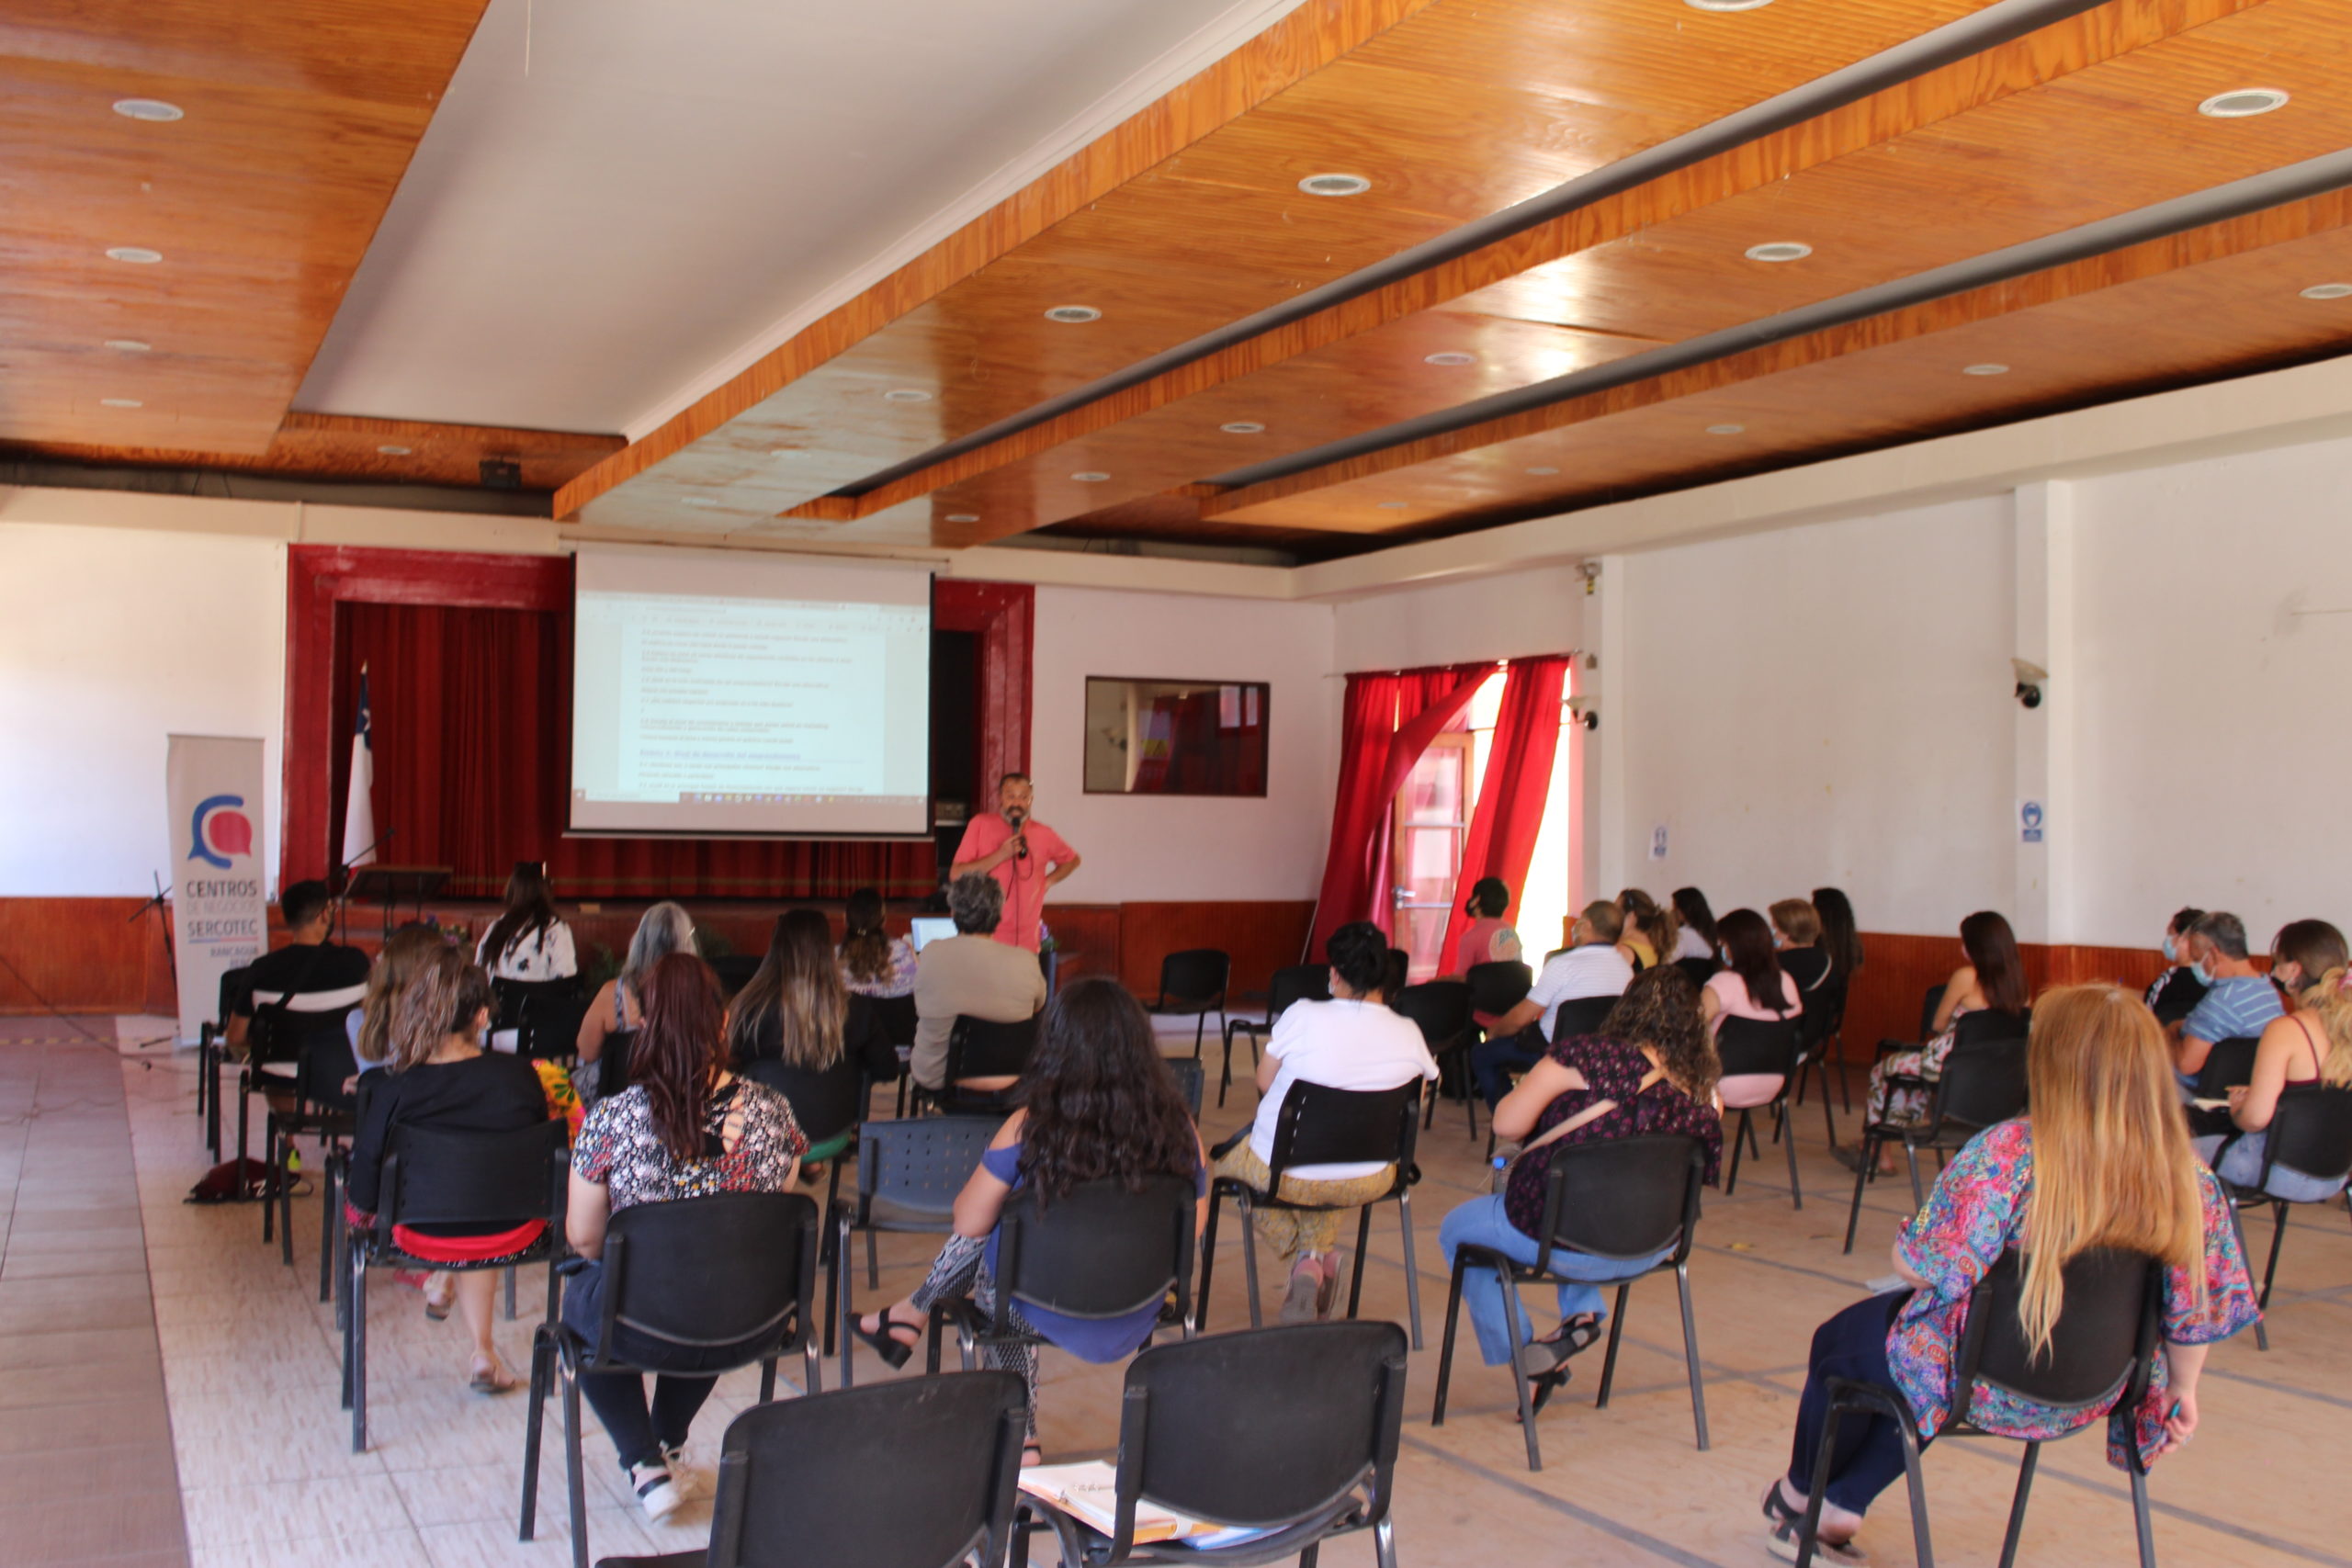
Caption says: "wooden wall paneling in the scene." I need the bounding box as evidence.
[0,897,176,1015]
[1042,905,1123,988]
[1115,900,1316,1002]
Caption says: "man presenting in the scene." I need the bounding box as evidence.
[950,772,1080,954]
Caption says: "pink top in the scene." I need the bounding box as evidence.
[951,813,1075,953]
[1454,916,1522,976]
[1703,967,1801,1028]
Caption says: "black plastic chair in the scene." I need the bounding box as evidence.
[738,1057,868,1216]
[344,1117,568,1452]
[913,1012,1039,1117]
[2218,1084,2352,1351]
[1794,1248,2164,1568]
[1147,949,1231,1058]
[1432,1134,1711,1470]
[832,1116,1000,1385]
[520,1191,826,1568]
[2191,1035,2262,1099]
[1391,979,1475,1137]
[1549,992,1619,1043]
[595,1371,1029,1568]
[946,1175,1198,1376]
[1165,1057,1204,1119]
[1790,971,1852,1129]
[1465,959,1532,1016]
[1219,964,1329,1108]
[1199,1079,1426,1348]
[494,976,589,1062]
[261,1028,360,1260]
[232,999,360,1194]
[1384,947,1408,998]
[1715,1014,1804,1210]
[1843,1014,2030,1254]
[1014,1322,1406,1568]
[1673,955,1721,988]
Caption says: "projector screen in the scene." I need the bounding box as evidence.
[570,545,932,838]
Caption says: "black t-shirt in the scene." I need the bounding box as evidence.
[345,1052,550,1226]
[231,940,372,1016]
[1780,947,1834,996]
[2148,966,2211,1028]
[733,996,901,1144]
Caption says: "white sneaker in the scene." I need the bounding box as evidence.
[629,1461,684,1522]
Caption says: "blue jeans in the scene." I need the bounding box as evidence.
[1439,1194,1671,1367]
[1789,1292,1918,1517]
[2195,1131,2348,1203]
[1470,1027,1547,1110]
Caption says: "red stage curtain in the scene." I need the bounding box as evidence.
[1307,663,1490,959]
[1439,656,1570,974]
[330,601,934,901]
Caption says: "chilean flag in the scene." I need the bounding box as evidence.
[342,664,377,870]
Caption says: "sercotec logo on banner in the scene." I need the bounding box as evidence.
[167,738,269,1043]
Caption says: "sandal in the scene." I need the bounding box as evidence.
[1510,1313,1601,1379]
[423,1277,455,1323]
[854,1309,923,1370]
[1512,1363,1571,1421]
[469,1359,521,1395]
[1761,1481,1869,1564]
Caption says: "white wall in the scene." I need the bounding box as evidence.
[1028,584,1336,903]
[1331,563,1587,672]
[0,523,288,896]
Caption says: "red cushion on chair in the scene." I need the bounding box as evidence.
[389,1219,547,1263]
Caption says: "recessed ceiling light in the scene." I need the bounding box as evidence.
[1044,305,1101,323]
[1744,242,1813,263]
[1706,423,1746,434]
[1220,421,1266,434]
[98,398,143,409]
[2300,283,2352,300]
[1071,471,1111,482]
[945,513,980,523]
[1962,363,2010,376]
[376,445,412,456]
[106,246,163,264]
[1685,0,1775,9]
[2198,87,2290,118]
[1297,173,1372,197]
[1525,466,1560,476]
[103,339,152,352]
[683,497,720,508]
[1424,351,1476,367]
[882,388,933,402]
[1375,502,1409,510]
[112,98,184,122]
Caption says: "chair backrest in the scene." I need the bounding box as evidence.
[502,977,588,1061]
[946,1012,1039,1082]
[292,1028,362,1113]
[1918,983,1949,1041]
[857,1116,1000,1221]
[1533,1134,1705,1269]
[1263,1079,1421,1190]
[1549,992,1619,1043]
[2192,1035,2262,1099]
[1156,949,1230,1007]
[383,1117,568,1230]
[2258,1085,2352,1190]
[598,1027,637,1097]
[1114,1323,1406,1551]
[492,975,579,1028]
[1383,948,1409,996]
[709,953,762,998]
[868,992,919,1047]
[736,1056,864,1148]
[992,1174,1197,1327]
[250,1000,357,1066]
[1950,1247,2159,1425]
[1673,955,1721,989]
[597,1191,819,1352]
[1951,1006,2030,1049]
[1164,1057,1204,1120]
[1267,963,1331,1019]
[710,1371,1028,1568]
[1713,1015,1801,1082]
[1389,981,1472,1049]
[1929,1031,2031,1133]
[1464,960,1533,1015]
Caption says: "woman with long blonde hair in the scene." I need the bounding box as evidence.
[2196,919,2352,1202]
[728,909,899,1167]
[1758,985,2260,1563]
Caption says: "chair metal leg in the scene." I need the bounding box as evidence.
[1843,1134,1873,1254]
[1894,1410,1936,1568]
[1238,1195,1263,1329]
[317,1158,338,1303]
[349,1249,369,1452]
[261,1121,277,1244]
[1744,1113,1763,1162]
[1905,1142,1926,1212]
[1373,1514,1398,1568]
[1793,1404,1844,1568]
[1346,1204,1374,1320]
[1430,1253,1470,1426]
[1676,1262,1710,1451]
[865,1224,879,1292]
[1594,1282,1631,1409]
[1397,1191,1424,1351]
[518,1330,550,1540]
[1500,1264,1542,1472]
[836,1216,857,1388]
[2129,1462,2156,1568]
[1195,1188,1224,1335]
[1997,1443,2040,1568]
[2258,1200,2290,1315]
[1782,1102,1804,1212]
[1725,1110,1747,1196]
[759,1358,777,1403]
[277,1132,296,1264]
[1217,1022,1234,1109]
[504,1264,517,1321]
[803,1339,821,1397]
[561,1359,591,1568]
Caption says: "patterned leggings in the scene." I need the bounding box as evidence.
[908,1233,1043,1435]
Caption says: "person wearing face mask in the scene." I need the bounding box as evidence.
[2192,920,2352,1202]
[2170,910,2284,1089]
[2145,907,2210,1028]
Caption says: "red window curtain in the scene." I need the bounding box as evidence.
[1439,656,1570,973]
[330,600,933,900]
[1307,663,1490,959]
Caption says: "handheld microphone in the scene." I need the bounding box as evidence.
[1009,808,1029,859]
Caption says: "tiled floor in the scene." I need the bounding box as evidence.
[22,1014,2352,1566]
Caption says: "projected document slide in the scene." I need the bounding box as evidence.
[570,550,931,838]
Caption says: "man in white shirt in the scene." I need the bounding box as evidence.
[1470,901,1634,1108]
[1213,921,1437,1323]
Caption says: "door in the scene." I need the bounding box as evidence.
[1391,734,1470,983]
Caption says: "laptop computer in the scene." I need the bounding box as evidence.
[909,916,957,952]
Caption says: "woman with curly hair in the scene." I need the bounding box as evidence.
[1439,964,1724,1410]
[854,977,1204,1460]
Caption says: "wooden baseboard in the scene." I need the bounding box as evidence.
[0,897,178,1015]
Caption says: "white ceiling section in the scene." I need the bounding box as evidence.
[295,0,1306,436]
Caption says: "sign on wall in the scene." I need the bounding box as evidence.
[166,735,268,1043]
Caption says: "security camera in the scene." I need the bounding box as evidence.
[2011,658,2047,710]
[1565,694,1600,732]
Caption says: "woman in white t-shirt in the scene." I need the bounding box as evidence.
[1211,920,1438,1324]
[475,863,577,983]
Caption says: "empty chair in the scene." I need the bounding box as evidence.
[1201,1079,1427,1348]
[1145,948,1230,1056]
[1014,1323,1406,1568]
[1390,979,1476,1134]
[833,1116,1001,1382]
[2217,1085,2352,1351]
[1844,1020,2030,1254]
[519,1191,825,1568]
[1715,1015,1804,1210]
[1218,963,1329,1108]
[594,1371,1030,1568]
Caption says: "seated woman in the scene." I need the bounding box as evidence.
[2145,905,2211,1028]
[728,908,900,1170]
[2195,919,2352,1201]
[837,886,918,999]
[1865,909,2026,1131]
[1449,877,1524,977]
[1701,908,1803,1107]
[1813,886,1865,986]
[474,862,577,983]
[565,952,806,1521]
[1769,898,1834,998]
[1439,965,1724,1409]
[1614,888,1674,973]
[1671,887,1720,964]
[343,947,550,1393]
[1759,985,2260,1563]
[854,978,1204,1461]
[575,900,695,1099]
[1216,920,1438,1322]
[349,922,447,1074]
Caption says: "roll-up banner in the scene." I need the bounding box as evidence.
[166,735,268,1044]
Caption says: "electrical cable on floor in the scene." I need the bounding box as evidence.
[0,948,168,1066]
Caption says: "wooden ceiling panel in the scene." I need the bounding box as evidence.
[4,412,622,491]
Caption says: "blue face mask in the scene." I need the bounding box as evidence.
[2162,933,2177,964]
[2189,960,2212,985]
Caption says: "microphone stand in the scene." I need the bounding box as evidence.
[128,869,177,993]
[334,828,397,944]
